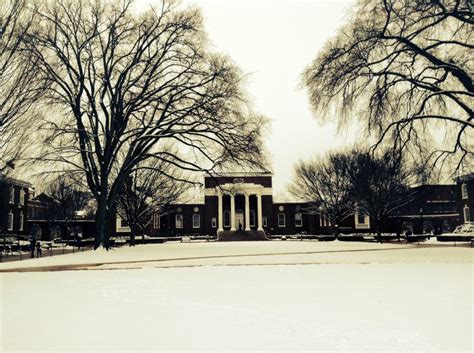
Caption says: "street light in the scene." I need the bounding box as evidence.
[419,208,424,236]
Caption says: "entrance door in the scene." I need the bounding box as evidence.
[235,210,244,230]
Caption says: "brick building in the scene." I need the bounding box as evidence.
[115,171,473,239]
[0,174,31,239]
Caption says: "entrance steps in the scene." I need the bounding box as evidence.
[217,230,267,241]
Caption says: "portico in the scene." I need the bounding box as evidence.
[204,174,272,240]
[216,187,264,232]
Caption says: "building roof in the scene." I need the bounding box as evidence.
[0,173,32,188]
[457,173,474,182]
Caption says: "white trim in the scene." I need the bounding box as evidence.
[115,216,131,233]
[204,184,273,196]
[277,213,286,227]
[206,172,272,177]
[355,211,370,229]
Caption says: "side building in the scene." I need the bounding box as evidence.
[0,174,31,240]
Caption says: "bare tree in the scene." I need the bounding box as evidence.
[47,176,92,240]
[27,0,266,248]
[289,152,353,236]
[0,0,42,172]
[116,158,189,246]
[337,148,424,242]
[303,0,473,173]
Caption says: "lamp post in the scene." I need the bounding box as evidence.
[419,208,424,236]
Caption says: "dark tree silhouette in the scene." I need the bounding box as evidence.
[46,177,93,241]
[289,152,353,236]
[116,157,189,246]
[303,0,473,173]
[336,149,424,242]
[0,0,42,173]
[27,0,266,248]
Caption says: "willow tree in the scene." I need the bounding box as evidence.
[303,0,473,173]
[28,0,265,248]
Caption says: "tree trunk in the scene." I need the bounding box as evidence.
[94,201,111,250]
[375,222,382,243]
[129,225,139,247]
[333,225,339,239]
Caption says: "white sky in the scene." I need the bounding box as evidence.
[139,0,360,198]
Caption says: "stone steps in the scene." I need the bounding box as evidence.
[217,230,267,241]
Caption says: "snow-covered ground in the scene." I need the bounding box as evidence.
[1,240,473,352]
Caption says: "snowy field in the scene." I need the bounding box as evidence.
[1,240,473,353]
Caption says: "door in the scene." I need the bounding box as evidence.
[236,210,244,230]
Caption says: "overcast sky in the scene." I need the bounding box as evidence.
[139,0,359,199]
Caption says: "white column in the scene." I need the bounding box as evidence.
[230,193,236,231]
[257,191,263,231]
[245,193,250,231]
[217,191,223,232]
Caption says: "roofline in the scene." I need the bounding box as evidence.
[456,173,474,182]
[206,171,273,177]
[0,174,32,188]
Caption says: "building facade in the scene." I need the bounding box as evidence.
[0,174,31,239]
[116,171,473,239]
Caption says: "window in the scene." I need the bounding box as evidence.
[175,214,183,229]
[355,211,370,229]
[277,213,285,227]
[263,217,267,227]
[19,212,24,231]
[461,183,468,199]
[153,214,160,229]
[464,206,471,223]
[295,212,303,227]
[211,217,217,228]
[192,214,200,229]
[249,210,256,227]
[7,212,13,231]
[9,187,15,204]
[224,210,230,228]
[19,190,25,205]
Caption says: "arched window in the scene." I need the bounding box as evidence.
[224,210,230,228]
[175,214,183,229]
[193,214,200,229]
[295,212,303,227]
[250,210,256,227]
